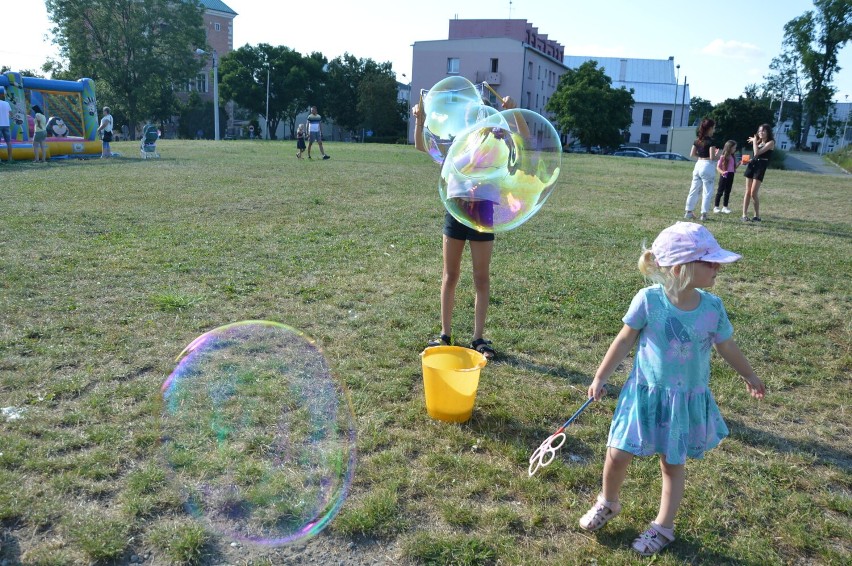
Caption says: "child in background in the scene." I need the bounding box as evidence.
[296,124,306,159]
[713,140,738,214]
[579,222,765,556]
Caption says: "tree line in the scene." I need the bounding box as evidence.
[41,0,407,141]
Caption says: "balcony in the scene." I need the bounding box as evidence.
[476,71,502,85]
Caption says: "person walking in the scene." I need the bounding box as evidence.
[296,124,306,159]
[684,118,718,221]
[579,221,765,557]
[306,106,330,160]
[741,124,775,222]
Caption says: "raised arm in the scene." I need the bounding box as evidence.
[412,97,426,153]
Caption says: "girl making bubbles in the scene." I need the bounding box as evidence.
[579,221,765,556]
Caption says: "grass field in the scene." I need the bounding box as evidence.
[1,140,850,565]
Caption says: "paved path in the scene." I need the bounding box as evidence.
[783,151,850,176]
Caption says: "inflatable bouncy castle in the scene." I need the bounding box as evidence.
[0,71,102,160]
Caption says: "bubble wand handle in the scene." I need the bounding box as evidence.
[481,81,503,101]
[528,397,594,476]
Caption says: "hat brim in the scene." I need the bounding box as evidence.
[701,249,741,264]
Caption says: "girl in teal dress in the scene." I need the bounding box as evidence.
[578,221,765,556]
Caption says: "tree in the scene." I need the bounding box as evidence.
[546,60,634,150]
[780,0,852,148]
[357,70,405,138]
[709,97,776,150]
[45,0,206,131]
[689,97,714,126]
[219,44,312,139]
[763,51,805,146]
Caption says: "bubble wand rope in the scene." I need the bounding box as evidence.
[528,397,594,477]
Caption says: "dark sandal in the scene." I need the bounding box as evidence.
[470,338,495,359]
[427,334,451,347]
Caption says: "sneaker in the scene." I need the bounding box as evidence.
[741,216,751,222]
[322,155,330,160]
[700,213,708,221]
[752,216,761,222]
[722,207,731,214]
[713,207,721,213]
[684,211,695,220]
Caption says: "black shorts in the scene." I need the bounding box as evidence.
[744,159,768,182]
[102,131,113,143]
[443,212,495,242]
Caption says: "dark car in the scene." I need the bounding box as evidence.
[612,150,649,158]
[648,152,691,161]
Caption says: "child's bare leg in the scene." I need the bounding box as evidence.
[654,456,685,529]
[602,447,633,502]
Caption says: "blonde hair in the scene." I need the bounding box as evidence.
[638,249,696,296]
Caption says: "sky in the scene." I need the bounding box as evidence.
[3,0,851,106]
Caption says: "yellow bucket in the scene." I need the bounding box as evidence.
[420,346,487,423]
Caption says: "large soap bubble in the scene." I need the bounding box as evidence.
[161,321,356,546]
[421,76,496,164]
[439,108,562,233]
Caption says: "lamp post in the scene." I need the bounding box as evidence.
[402,73,411,143]
[843,94,850,151]
[669,63,680,151]
[196,49,219,140]
[265,61,270,140]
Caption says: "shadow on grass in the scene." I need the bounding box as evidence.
[0,531,21,565]
[727,416,851,471]
[752,215,852,239]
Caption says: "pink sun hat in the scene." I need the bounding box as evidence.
[651,221,742,267]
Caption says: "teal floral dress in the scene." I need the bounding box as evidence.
[607,285,733,465]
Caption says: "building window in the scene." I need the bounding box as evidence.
[447,58,459,74]
[640,133,650,144]
[662,110,672,128]
[196,73,208,93]
[528,61,533,79]
[491,58,498,73]
[214,23,221,31]
[660,134,668,145]
[781,141,788,150]
[642,109,652,126]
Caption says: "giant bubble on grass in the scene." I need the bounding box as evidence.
[421,76,498,164]
[439,108,562,232]
[161,321,356,546]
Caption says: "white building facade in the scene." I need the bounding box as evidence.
[410,19,689,151]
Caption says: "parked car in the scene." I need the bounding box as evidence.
[612,150,649,158]
[616,145,651,156]
[647,152,691,161]
[565,142,602,154]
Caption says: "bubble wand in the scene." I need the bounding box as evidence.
[528,397,594,477]
[481,81,503,101]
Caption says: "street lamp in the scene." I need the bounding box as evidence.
[265,61,270,140]
[669,63,680,151]
[843,94,850,151]
[196,48,219,141]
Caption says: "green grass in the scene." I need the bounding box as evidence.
[1,140,850,565]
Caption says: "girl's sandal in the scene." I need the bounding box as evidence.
[578,494,622,532]
[427,334,451,348]
[631,522,675,556]
[470,338,495,360]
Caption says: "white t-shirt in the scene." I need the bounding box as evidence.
[100,114,113,133]
[0,100,11,128]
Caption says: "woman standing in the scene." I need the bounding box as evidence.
[684,118,718,222]
[741,124,775,222]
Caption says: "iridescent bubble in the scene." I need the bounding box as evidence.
[439,108,562,232]
[161,321,356,546]
[421,76,495,164]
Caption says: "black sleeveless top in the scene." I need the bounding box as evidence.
[693,137,713,158]
[755,145,773,161]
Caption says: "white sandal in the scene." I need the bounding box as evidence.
[578,494,621,532]
[631,522,675,556]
